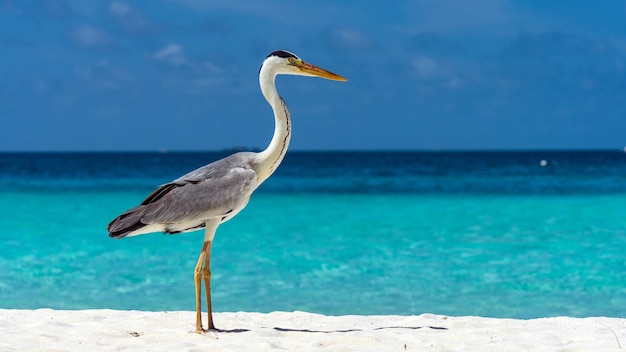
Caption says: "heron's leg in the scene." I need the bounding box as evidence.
[203,240,216,330]
[194,241,209,333]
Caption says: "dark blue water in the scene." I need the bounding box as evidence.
[2,150,626,193]
[1,151,625,318]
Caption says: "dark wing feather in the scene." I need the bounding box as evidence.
[141,183,181,205]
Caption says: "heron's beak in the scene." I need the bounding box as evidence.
[297,61,347,82]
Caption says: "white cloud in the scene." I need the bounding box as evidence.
[330,28,372,50]
[167,0,338,26]
[107,0,159,35]
[153,43,185,65]
[150,44,225,75]
[74,59,134,90]
[401,0,521,35]
[411,55,443,79]
[108,1,132,17]
[409,55,466,91]
[68,25,115,50]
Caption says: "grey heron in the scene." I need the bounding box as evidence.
[107,50,346,333]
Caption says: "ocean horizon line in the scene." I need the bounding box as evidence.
[1,147,625,154]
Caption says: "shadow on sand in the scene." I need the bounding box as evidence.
[273,326,448,333]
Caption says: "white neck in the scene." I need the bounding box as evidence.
[254,65,292,184]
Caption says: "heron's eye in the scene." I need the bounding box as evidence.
[287,57,296,65]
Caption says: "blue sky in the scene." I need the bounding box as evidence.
[1,0,625,151]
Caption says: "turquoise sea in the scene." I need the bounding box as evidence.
[1,151,625,319]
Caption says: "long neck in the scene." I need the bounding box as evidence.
[254,69,292,184]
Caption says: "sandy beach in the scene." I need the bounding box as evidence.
[0,309,623,351]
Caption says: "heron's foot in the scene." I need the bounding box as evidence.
[193,327,220,336]
[194,321,218,334]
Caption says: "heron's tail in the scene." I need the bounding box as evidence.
[107,205,148,239]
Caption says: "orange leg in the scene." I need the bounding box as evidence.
[194,242,209,333]
[203,240,216,330]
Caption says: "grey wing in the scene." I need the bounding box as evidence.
[108,152,259,238]
[141,165,258,226]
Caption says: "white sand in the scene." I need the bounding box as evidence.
[0,309,624,351]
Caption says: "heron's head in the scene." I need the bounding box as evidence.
[261,50,347,81]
